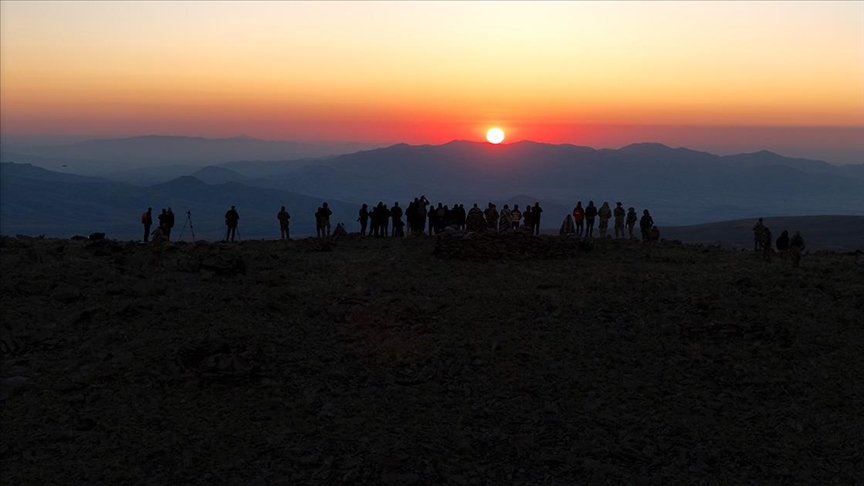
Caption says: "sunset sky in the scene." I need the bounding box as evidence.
[1,1,863,163]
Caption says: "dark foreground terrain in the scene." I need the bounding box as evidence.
[2,234,863,485]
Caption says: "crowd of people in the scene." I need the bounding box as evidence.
[752,218,807,267]
[137,202,808,267]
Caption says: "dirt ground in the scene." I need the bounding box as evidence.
[2,234,863,485]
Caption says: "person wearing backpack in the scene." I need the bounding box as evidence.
[141,207,153,242]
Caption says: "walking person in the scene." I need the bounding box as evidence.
[224,205,240,242]
[277,206,291,239]
[141,207,153,242]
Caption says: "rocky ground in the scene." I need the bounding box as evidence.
[2,233,863,485]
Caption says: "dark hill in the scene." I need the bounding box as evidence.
[2,235,861,484]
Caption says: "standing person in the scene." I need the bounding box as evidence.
[379,203,390,237]
[613,202,626,239]
[597,202,612,238]
[510,204,522,229]
[499,204,512,233]
[762,226,773,262]
[584,201,598,238]
[626,207,638,240]
[157,208,168,235]
[224,205,240,242]
[572,202,585,237]
[532,202,543,236]
[790,231,806,268]
[141,207,153,242]
[320,202,332,237]
[428,204,437,235]
[277,206,291,240]
[776,230,790,262]
[165,207,175,240]
[485,203,499,231]
[391,202,404,237]
[639,209,654,243]
[358,204,369,236]
[524,206,533,233]
[315,207,324,238]
[753,218,765,251]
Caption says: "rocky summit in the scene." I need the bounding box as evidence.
[2,234,863,484]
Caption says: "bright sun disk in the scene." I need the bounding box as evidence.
[486,127,505,144]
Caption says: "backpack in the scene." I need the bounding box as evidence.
[141,212,148,223]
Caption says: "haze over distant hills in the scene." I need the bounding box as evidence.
[2,138,862,243]
[0,135,384,175]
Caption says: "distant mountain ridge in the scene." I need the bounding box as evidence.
[3,140,862,237]
[0,135,385,173]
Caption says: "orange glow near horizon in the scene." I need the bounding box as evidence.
[1,1,862,161]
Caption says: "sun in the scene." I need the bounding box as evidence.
[486,127,505,144]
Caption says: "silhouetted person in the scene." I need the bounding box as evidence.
[762,226,773,262]
[320,202,332,237]
[511,204,522,229]
[524,206,533,233]
[466,203,485,232]
[358,204,369,236]
[613,202,625,238]
[790,231,805,268]
[572,202,585,236]
[165,207,175,240]
[584,201,598,237]
[141,207,153,242]
[380,203,390,237]
[753,218,765,251]
[224,205,239,242]
[277,206,291,239]
[436,203,447,233]
[428,205,437,235]
[776,230,790,261]
[626,207,637,240]
[598,202,612,238]
[157,208,168,235]
[532,202,543,235]
[639,209,653,243]
[499,204,511,233]
[391,202,404,237]
[485,203,499,231]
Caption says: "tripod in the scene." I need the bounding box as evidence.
[178,210,196,241]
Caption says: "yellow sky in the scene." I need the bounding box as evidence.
[1,1,863,143]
